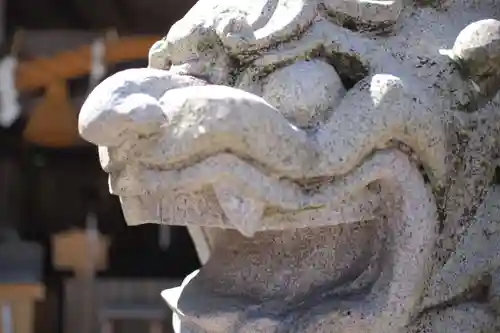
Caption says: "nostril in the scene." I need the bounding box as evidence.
[216,15,256,52]
[79,92,165,147]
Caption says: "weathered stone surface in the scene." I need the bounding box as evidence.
[79,0,500,332]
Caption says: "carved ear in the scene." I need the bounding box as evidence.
[445,19,500,110]
[451,19,500,73]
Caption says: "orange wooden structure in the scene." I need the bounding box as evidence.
[15,35,160,148]
[52,228,110,276]
[0,284,45,333]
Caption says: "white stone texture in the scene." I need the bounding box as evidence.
[78,0,500,332]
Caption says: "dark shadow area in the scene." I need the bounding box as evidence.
[0,2,202,332]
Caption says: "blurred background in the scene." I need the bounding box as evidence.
[0,0,201,332]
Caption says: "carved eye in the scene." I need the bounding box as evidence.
[261,60,346,129]
[321,0,404,34]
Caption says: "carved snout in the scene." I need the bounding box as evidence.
[140,84,319,179]
[78,68,207,147]
[116,74,447,185]
[79,92,165,147]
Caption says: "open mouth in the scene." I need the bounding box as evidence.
[111,143,437,332]
[148,148,437,333]
[162,221,384,333]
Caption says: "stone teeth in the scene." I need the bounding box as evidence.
[213,184,265,237]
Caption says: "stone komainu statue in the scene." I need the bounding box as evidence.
[79,0,500,332]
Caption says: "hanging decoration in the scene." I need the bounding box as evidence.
[0,56,20,128]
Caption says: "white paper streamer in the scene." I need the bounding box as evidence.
[1,302,13,333]
[0,56,20,128]
[89,39,106,88]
